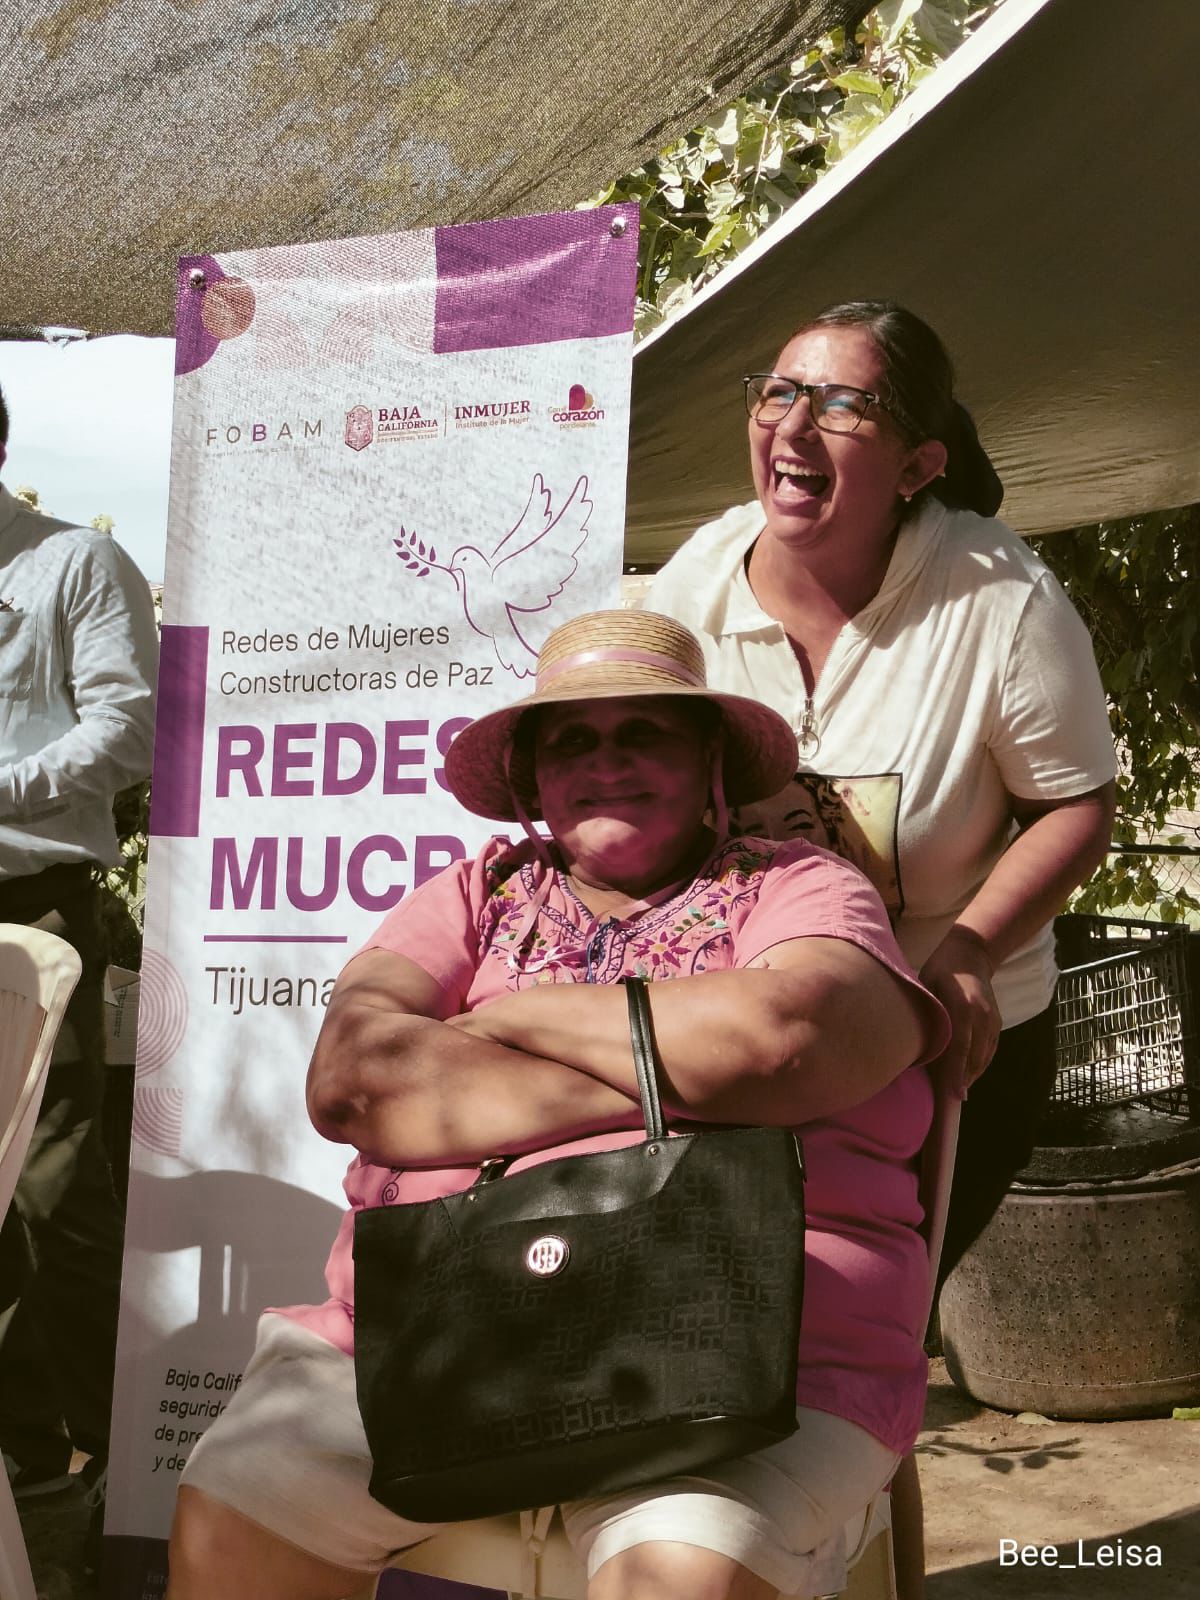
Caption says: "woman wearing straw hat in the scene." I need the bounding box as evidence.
[167,608,949,1600]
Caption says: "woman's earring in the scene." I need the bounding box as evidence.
[902,492,913,504]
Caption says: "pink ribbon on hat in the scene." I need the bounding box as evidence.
[537,645,705,689]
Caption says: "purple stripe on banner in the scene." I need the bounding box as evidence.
[103,1532,168,1596]
[202,935,349,944]
[106,1534,503,1598]
[433,204,638,353]
[149,625,209,838]
[378,1572,503,1600]
[175,255,225,376]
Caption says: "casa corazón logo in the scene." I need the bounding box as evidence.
[550,384,605,426]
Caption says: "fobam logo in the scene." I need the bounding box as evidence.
[550,384,605,426]
[345,405,374,451]
[204,417,323,450]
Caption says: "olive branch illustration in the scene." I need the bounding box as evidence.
[393,527,437,578]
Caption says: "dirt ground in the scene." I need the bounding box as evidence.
[919,1360,1200,1600]
[18,1362,1200,1598]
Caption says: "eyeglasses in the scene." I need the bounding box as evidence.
[743,374,885,434]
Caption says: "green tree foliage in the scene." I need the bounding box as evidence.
[1034,508,1200,923]
[105,778,151,969]
[587,0,1197,923]
[584,0,1000,337]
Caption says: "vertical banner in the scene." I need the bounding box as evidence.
[106,205,638,1595]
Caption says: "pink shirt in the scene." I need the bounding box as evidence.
[276,833,950,1456]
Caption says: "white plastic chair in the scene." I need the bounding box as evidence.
[362,1077,962,1600]
[0,923,83,1600]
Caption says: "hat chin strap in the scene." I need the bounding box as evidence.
[504,742,551,862]
[505,742,555,971]
[709,734,730,846]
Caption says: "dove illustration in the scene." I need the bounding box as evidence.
[394,473,592,677]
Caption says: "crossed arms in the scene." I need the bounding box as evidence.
[306,940,934,1169]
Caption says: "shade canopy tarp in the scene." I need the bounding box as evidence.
[0,0,866,336]
[626,0,1200,560]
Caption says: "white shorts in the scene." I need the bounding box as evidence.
[181,1315,899,1591]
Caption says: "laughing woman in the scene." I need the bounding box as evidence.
[646,301,1118,1593]
[166,608,948,1600]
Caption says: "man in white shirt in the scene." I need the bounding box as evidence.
[0,383,158,1542]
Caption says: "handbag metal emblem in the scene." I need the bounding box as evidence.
[525,1235,570,1277]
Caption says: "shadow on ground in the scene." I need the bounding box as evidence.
[918,1428,1084,1476]
[18,1468,93,1600]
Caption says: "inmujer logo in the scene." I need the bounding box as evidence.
[551,384,605,426]
[453,397,532,430]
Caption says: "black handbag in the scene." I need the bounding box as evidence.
[353,976,806,1523]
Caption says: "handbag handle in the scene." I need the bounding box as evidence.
[471,977,666,1189]
[622,976,666,1142]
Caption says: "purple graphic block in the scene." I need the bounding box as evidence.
[150,625,209,838]
[433,205,638,353]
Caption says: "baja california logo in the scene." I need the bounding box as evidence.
[550,384,605,425]
[344,405,374,451]
[377,404,439,440]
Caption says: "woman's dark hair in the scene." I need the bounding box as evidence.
[793,300,1003,517]
[0,384,9,447]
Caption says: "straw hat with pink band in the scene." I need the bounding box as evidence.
[442,608,798,823]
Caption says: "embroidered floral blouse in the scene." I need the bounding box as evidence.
[275,833,949,1457]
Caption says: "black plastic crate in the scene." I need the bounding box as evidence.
[1052,917,1197,1111]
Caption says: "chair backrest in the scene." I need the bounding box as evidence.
[0,924,83,1600]
[916,1068,963,1326]
[0,924,83,1215]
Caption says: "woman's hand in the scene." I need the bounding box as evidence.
[919,926,1000,1098]
[306,953,641,1165]
[445,1010,481,1034]
[440,943,935,1127]
[445,996,521,1044]
[918,781,1116,1098]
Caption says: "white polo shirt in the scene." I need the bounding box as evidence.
[0,483,158,878]
[646,498,1117,1027]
